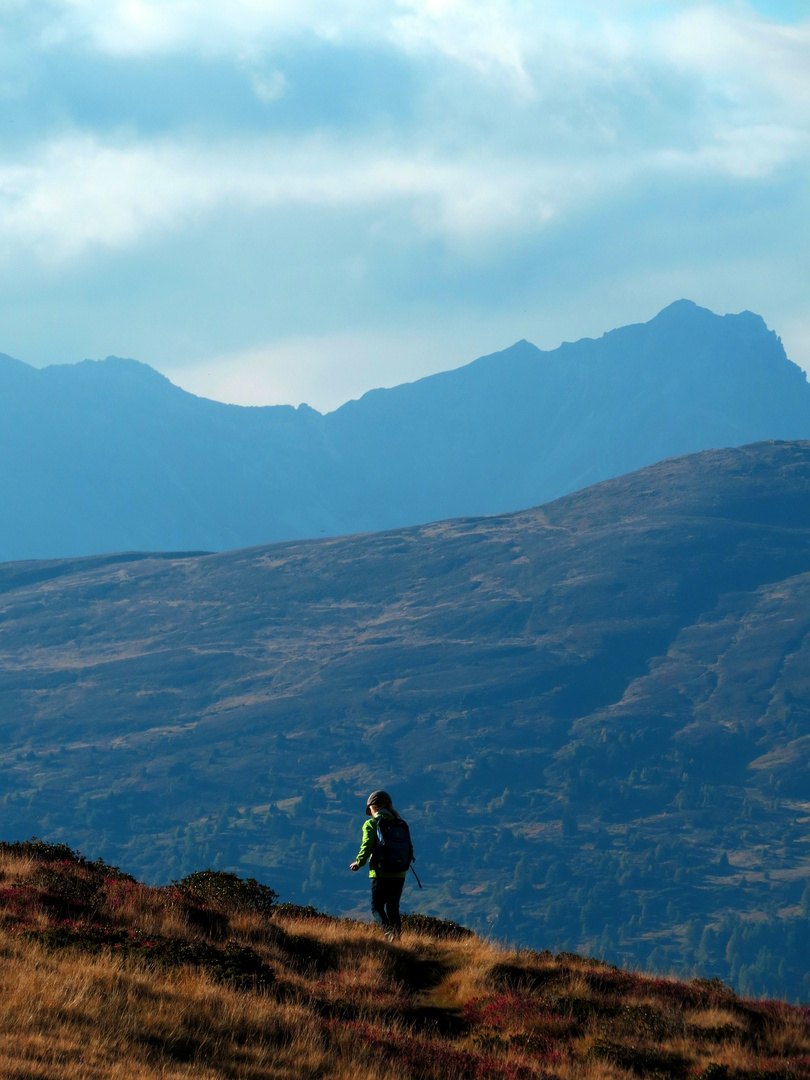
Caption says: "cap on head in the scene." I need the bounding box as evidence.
[366,790,392,815]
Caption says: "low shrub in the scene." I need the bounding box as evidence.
[544,994,610,1024]
[401,912,474,939]
[0,838,82,863]
[615,1002,684,1040]
[585,968,646,996]
[465,993,565,1060]
[29,864,102,910]
[464,992,559,1031]
[0,883,42,924]
[691,977,738,1000]
[173,870,278,914]
[272,902,326,920]
[0,837,133,881]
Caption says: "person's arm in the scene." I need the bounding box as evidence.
[350,818,376,871]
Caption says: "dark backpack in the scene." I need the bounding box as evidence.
[373,815,413,874]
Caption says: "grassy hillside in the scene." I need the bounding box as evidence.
[0,840,807,1080]
[2,441,810,998]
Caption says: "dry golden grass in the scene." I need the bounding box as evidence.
[0,842,807,1080]
[0,932,410,1080]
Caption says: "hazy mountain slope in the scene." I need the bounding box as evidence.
[324,300,810,528]
[1,440,810,998]
[2,300,809,560]
[0,352,330,557]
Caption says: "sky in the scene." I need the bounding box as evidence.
[0,0,808,412]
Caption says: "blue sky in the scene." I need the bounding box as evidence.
[0,0,808,410]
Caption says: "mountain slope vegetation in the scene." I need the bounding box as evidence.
[0,839,807,1080]
[1,441,810,999]
[2,300,809,559]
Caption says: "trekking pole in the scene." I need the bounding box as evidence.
[410,865,423,889]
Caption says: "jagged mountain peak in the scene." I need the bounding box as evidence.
[1,300,808,561]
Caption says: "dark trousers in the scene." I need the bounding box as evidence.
[370,876,405,930]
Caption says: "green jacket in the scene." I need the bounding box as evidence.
[355,810,408,879]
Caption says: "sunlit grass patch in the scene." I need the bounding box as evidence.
[0,837,807,1080]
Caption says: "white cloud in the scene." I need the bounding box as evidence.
[5,1,795,200]
[1,4,807,270]
[389,0,539,96]
[37,2,801,90]
[164,328,481,412]
[251,69,287,103]
[661,5,810,104]
[0,136,214,261]
[654,124,808,180]
[779,316,810,380]
[2,0,808,412]
[0,132,597,262]
[46,0,385,56]
[34,2,810,160]
[1,92,805,266]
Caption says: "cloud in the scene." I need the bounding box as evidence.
[164,327,488,413]
[1,0,808,407]
[779,315,810,379]
[2,2,807,262]
[44,0,385,57]
[11,4,809,167]
[38,2,810,101]
[251,69,287,103]
[0,125,741,267]
[654,125,808,180]
[0,131,598,263]
[660,5,810,111]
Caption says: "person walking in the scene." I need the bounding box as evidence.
[350,790,411,940]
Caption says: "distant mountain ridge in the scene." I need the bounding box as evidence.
[2,299,809,560]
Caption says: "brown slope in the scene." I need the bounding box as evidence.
[0,839,808,1080]
[0,440,809,998]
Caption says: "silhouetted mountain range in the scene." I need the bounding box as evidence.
[1,440,810,999]
[2,299,809,560]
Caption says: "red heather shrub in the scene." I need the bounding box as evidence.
[465,993,556,1031]
[464,993,571,1061]
[0,884,42,925]
[742,1001,799,1022]
[326,1019,551,1080]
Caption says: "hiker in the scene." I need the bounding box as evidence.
[349,789,412,940]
